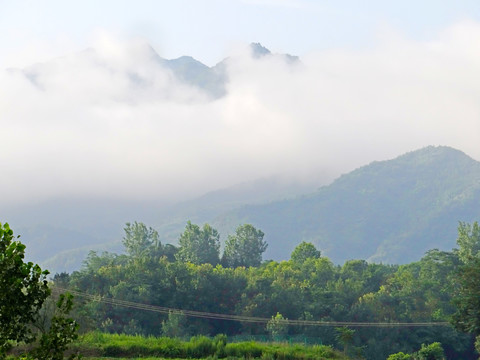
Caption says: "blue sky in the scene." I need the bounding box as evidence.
[1,0,479,67]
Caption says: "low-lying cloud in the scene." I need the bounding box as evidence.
[2,22,480,205]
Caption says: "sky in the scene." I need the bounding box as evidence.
[1,0,480,205]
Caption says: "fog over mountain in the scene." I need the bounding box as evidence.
[2,24,480,209]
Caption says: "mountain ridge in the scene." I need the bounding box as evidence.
[13,42,297,100]
[211,146,480,264]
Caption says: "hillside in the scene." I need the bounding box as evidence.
[212,146,480,264]
[10,174,323,274]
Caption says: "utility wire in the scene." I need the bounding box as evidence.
[52,286,450,328]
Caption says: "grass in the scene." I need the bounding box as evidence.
[72,332,345,359]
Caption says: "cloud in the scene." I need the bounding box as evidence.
[1,23,480,205]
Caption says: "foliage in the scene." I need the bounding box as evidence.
[266,313,288,340]
[60,220,480,359]
[387,352,411,360]
[75,331,341,359]
[162,311,188,338]
[290,241,321,264]
[29,293,80,360]
[335,327,355,356]
[0,223,80,360]
[176,222,220,265]
[222,224,267,268]
[414,342,445,360]
[456,222,480,263]
[122,221,161,258]
[0,222,50,358]
[452,222,480,335]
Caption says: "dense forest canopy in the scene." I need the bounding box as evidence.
[50,220,480,360]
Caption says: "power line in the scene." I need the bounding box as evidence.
[53,287,450,328]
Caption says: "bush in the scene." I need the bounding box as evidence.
[415,342,445,360]
[185,336,216,358]
[387,352,412,360]
[225,341,264,358]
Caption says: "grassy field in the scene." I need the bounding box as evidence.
[70,332,346,360]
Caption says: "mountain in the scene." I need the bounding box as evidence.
[211,146,480,264]
[8,146,480,273]
[15,42,296,100]
[7,174,325,274]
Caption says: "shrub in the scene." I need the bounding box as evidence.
[225,341,264,358]
[387,352,412,360]
[185,336,216,358]
[415,342,445,360]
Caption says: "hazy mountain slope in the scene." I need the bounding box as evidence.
[153,173,329,245]
[159,55,227,98]
[212,146,480,264]
[6,174,325,274]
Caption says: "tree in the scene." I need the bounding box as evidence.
[414,342,445,360]
[161,310,188,338]
[123,221,161,258]
[266,312,288,340]
[30,293,80,360]
[290,241,321,264]
[0,222,50,358]
[451,256,480,335]
[452,222,480,335]
[387,352,411,360]
[456,221,480,263]
[176,222,220,265]
[336,326,355,356]
[0,223,80,359]
[222,224,267,268]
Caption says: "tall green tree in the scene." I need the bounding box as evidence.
[456,221,480,263]
[222,224,267,268]
[122,221,161,258]
[266,312,288,340]
[176,222,220,265]
[335,327,355,356]
[452,222,480,335]
[290,241,321,264]
[0,222,50,358]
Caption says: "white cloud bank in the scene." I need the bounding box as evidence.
[1,22,480,205]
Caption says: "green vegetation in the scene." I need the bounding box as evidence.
[176,222,220,265]
[4,218,480,359]
[0,223,50,357]
[213,146,480,264]
[73,332,342,359]
[0,222,79,359]
[222,224,267,268]
[50,220,480,359]
[16,145,480,275]
[387,342,445,360]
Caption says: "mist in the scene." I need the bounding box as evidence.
[2,21,480,206]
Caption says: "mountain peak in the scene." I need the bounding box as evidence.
[250,43,271,58]
[213,146,480,265]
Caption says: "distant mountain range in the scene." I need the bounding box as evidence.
[211,146,480,264]
[8,145,480,273]
[5,45,480,271]
[14,42,298,100]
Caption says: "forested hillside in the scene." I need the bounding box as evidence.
[213,146,480,264]
[11,146,480,273]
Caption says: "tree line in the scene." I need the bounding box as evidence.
[3,220,480,359]
[48,221,480,359]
